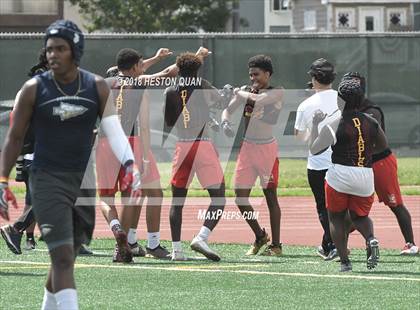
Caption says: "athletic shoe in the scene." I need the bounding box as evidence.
[324,248,339,261]
[400,243,419,255]
[316,245,327,259]
[245,228,270,255]
[367,238,379,270]
[340,260,352,272]
[260,244,282,257]
[129,242,146,257]
[78,244,93,255]
[146,244,170,259]
[190,237,221,261]
[0,225,22,254]
[171,250,188,261]
[113,229,133,263]
[25,237,37,250]
[112,243,133,263]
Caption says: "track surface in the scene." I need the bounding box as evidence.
[7,196,419,249]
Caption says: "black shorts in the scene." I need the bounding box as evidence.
[30,166,96,251]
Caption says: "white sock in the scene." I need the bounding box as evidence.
[41,287,57,310]
[172,241,183,252]
[147,232,160,249]
[109,219,120,231]
[127,228,137,245]
[197,226,211,241]
[55,289,78,310]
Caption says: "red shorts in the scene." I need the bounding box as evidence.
[96,136,160,196]
[171,140,224,188]
[372,153,403,207]
[234,140,279,189]
[325,182,374,217]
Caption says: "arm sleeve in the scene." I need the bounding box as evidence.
[100,115,134,166]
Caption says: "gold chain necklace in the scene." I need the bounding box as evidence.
[52,70,81,97]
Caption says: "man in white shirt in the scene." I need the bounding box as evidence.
[294,58,340,260]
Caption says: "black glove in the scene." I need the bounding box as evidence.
[221,120,235,138]
[208,116,220,132]
[215,84,234,110]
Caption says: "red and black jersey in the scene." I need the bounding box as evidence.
[332,111,379,168]
[164,79,213,138]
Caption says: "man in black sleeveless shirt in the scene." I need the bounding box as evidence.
[164,51,226,261]
[0,20,140,309]
[342,72,418,255]
[310,80,388,271]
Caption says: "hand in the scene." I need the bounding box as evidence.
[221,120,235,138]
[0,182,18,221]
[155,48,173,59]
[208,116,220,132]
[196,47,211,58]
[120,162,141,192]
[312,110,327,125]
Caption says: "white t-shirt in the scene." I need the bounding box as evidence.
[294,89,340,170]
[326,164,374,197]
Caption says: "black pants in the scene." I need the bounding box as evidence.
[307,169,334,252]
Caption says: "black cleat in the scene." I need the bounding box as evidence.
[25,237,37,250]
[367,238,379,270]
[0,225,22,255]
[78,244,93,255]
[340,260,352,272]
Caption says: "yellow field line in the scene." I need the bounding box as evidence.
[1,260,419,282]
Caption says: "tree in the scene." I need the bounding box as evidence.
[69,0,237,32]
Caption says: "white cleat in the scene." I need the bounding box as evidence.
[400,243,419,255]
[171,250,188,261]
[190,237,220,262]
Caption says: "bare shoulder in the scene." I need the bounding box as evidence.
[19,77,38,99]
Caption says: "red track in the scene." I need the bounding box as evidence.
[6,196,419,250]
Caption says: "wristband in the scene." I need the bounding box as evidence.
[0,176,9,183]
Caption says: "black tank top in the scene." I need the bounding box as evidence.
[33,69,99,171]
[164,80,211,139]
[103,76,145,137]
[332,111,379,168]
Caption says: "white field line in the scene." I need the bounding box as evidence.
[1,260,419,282]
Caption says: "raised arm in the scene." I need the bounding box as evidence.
[236,87,283,108]
[142,48,173,73]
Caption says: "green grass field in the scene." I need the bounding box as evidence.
[9,157,420,198]
[0,239,419,309]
